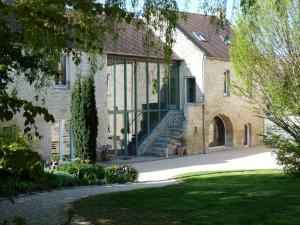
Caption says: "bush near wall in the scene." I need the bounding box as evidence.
[104,165,139,184]
[0,128,44,182]
[58,162,105,184]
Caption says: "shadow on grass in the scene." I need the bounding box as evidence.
[72,170,300,225]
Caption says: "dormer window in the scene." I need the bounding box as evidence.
[220,34,230,45]
[193,32,207,42]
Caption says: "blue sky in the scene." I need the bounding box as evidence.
[119,0,239,21]
[177,0,239,20]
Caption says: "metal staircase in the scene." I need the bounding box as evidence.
[144,111,185,157]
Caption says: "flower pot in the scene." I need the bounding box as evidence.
[177,147,185,157]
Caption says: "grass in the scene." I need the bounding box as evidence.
[72,170,300,225]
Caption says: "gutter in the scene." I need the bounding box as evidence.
[206,56,230,62]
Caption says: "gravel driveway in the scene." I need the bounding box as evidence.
[0,146,279,225]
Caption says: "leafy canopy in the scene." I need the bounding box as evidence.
[230,0,300,174]
[0,0,180,137]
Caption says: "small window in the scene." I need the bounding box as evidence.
[220,34,230,45]
[107,74,110,95]
[224,70,230,96]
[56,55,69,88]
[193,32,207,42]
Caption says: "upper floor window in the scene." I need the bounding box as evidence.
[193,32,207,42]
[220,34,230,45]
[224,70,230,96]
[107,74,110,95]
[56,55,69,88]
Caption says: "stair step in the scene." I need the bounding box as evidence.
[153,142,168,148]
[143,111,184,157]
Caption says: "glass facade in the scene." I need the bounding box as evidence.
[107,57,180,155]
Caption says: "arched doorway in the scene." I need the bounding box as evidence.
[244,123,251,146]
[209,116,226,147]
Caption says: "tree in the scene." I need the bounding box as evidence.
[230,0,300,175]
[71,75,98,162]
[0,0,180,137]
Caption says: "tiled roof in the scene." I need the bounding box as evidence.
[104,21,181,61]
[177,12,231,60]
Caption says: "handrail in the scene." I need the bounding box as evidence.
[128,112,143,127]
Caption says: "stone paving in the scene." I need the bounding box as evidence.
[0,146,279,225]
[133,146,280,182]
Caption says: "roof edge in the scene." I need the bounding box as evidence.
[106,51,183,61]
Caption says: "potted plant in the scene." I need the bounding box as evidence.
[99,144,112,161]
[49,154,59,169]
[175,137,185,157]
[176,146,185,156]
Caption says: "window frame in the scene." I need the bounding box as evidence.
[224,70,230,96]
[107,73,111,95]
[55,55,70,89]
[193,32,207,42]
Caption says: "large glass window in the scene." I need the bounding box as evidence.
[107,57,179,155]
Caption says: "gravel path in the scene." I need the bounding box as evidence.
[0,180,179,225]
[0,146,279,225]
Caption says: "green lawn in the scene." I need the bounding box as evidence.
[72,170,300,225]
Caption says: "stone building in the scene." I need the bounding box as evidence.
[1,13,263,160]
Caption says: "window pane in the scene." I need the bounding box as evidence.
[137,111,148,143]
[170,64,179,107]
[107,113,114,147]
[126,61,135,111]
[56,56,67,86]
[115,113,125,153]
[115,59,125,111]
[127,110,136,154]
[148,63,158,111]
[149,111,159,132]
[159,64,168,110]
[136,62,147,111]
[107,61,114,111]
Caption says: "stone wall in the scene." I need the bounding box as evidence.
[184,104,205,155]
[203,58,264,152]
[1,53,108,160]
[172,28,205,108]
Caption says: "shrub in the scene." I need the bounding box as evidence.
[0,131,44,182]
[43,170,80,188]
[264,132,300,176]
[58,162,105,184]
[0,171,80,197]
[71,75,98,162]
[0,178,37,197]
[104,165,139,184]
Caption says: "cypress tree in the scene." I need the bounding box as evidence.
[71,74,98,162]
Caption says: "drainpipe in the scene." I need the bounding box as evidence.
[202,54,206,154]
